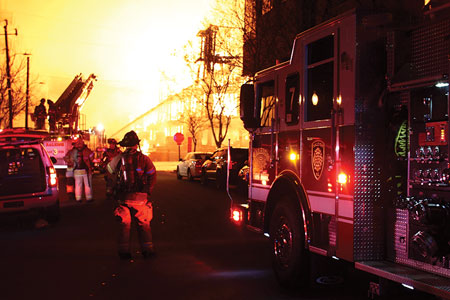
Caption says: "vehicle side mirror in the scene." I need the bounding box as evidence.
[50,157,57,164]
[240,84,259,130]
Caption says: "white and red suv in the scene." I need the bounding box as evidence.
[0,129,60,223]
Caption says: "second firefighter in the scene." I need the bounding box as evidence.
[107,130,157,260]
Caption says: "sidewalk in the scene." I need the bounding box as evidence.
[153,161,178,172]
[59,161,178,207]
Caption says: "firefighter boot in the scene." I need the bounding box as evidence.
[142,246,156,258]
[118,252,132,260]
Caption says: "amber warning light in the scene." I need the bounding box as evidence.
[440,124,446,143]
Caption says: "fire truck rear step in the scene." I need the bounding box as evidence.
[355,260,450,298]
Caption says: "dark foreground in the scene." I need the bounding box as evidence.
[0,172,434,300]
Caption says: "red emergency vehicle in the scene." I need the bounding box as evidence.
[235,5,450,298]
[42,73,97,169]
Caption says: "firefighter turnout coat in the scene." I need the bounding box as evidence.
[106,148,157,255]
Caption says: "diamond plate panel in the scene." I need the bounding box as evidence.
[394,209,408,260]
[411,18,450,79]
[354,100,384,261]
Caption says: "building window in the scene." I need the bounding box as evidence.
[257,80,275,127]
[305,35,334,122]
[262,0,273,15]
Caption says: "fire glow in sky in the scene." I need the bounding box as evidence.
[1,0,213,135]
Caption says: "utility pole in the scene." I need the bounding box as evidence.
[197,25,218,75]
[3,20,18,128]
[24,53,31,129]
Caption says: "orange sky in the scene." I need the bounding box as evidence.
[1,0,213,136]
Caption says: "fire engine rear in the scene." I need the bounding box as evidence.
[236,4,450,298]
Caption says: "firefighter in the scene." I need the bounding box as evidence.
[102,138,122,199]
[71,138,94,202]
[63,142,76,201]
[33,98,47,130]
[107,130,157,260]
[47,99,57,132]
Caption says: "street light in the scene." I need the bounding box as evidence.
[96,123,104,132]
[96,123,105,146]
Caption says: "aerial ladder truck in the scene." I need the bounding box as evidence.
[42,73,97,169]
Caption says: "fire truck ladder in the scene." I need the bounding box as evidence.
[54,73,97,135]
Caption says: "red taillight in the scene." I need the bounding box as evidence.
[195,160,202,168]
[48,167,57,187]
[231,208,243,224]
[337,172,348,185]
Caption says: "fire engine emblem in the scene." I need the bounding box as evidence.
[253,148,270,174]
[311,140,325,180]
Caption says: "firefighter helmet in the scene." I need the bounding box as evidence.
[119,130,140,147]
[107,138,117,144]
[75,138,85,148]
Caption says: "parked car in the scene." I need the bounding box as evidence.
[0,129,60,223]
[201,147,249,189]
[176,152,211,181]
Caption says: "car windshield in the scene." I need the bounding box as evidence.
[0,147,46,196]
[194,153,209,160]
[230,149,248,162]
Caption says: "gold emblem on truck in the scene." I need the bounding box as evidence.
[311,140,325,180]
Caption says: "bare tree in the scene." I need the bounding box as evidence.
[0,53,38,128]
[199,60,241,149]
[182,0,246,149]
[209,0,258,76]
[177,86,207,151]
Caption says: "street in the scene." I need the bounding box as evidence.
[1,1,449,299]
[0,170,432,300]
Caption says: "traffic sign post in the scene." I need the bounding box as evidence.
[173,133,184,160]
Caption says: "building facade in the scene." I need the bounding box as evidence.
[112,85,248,161]
[243,0,424,76]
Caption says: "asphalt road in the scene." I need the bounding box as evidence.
[0,171,434,300]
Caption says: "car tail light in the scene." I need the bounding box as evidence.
[231,208,243,223]
[195,160,202,168]
[48,166,57,187]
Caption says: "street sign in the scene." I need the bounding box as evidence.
[174,132,184,145]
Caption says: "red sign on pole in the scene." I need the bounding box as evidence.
[174,132,184,145]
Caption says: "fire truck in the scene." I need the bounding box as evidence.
[42,73,97,169]
[235,4,450,298]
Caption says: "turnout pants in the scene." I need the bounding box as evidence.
[74,169,93,201]
[66,168,75,201]
[105,176,115,198]
[114,193,153,255]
